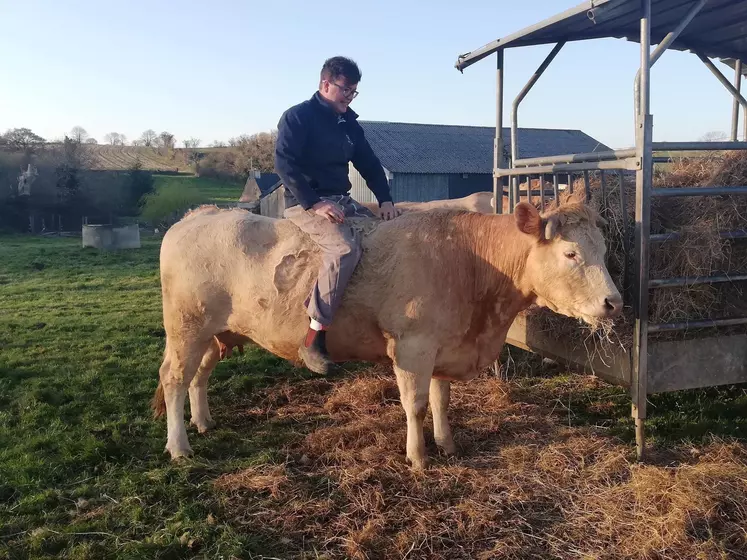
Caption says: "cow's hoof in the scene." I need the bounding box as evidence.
[191,418,216,434]
[437,441,457,456]
[166,444,194,460]
[406,456,429,471]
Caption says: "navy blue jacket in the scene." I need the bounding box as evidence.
[274,92,393,210]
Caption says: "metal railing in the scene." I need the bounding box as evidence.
[476,0,747,461]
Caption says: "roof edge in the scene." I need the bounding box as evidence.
[455,0,605,71]
[358,119,592,134]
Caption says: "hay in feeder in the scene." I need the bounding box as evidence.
[521,150,747,366]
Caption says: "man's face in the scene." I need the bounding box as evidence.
[320,77,358,114]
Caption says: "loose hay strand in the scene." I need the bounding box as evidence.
[214,371,747,560]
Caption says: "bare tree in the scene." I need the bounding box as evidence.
[234,130,277,173]
[210,140,226,148]
[699,131,729,142]
[70,126,89,143]
[85,138,98,144]
[158,131,176,151]
[183,137,200,149]
[2,127,46,152]
[104,132,126,146]
[138,129,158,147]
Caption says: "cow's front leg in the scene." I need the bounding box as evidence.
[391,336,436,470]
[429,378,455,455]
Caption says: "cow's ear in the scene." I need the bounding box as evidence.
[514,202,543,239]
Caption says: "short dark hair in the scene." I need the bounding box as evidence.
[320,56,361,85]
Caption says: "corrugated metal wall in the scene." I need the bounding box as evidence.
[349,166,452,203]
[447,173,492,198]
[348,163,378,203]
[391,173,449,202]
[259,186,286,218]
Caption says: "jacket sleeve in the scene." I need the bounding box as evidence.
[274,108,321,210]
[350,124,393,206]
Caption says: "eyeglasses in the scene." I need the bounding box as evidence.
[329,81,359,99]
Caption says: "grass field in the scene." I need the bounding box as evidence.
[2,235,747,558]
[152,175,244,204]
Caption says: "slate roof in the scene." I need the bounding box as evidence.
[358,121,611,174]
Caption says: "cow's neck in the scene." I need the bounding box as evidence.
[465,213,536,313]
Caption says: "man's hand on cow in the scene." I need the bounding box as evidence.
[378,201,400,221]
[312,200,345,224]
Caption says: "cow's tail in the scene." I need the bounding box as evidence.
[151,381,166,419]
[152,340,169,419]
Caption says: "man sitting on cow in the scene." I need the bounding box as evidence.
[274,55,399,375]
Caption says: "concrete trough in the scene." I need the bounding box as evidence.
[82,224,141,250]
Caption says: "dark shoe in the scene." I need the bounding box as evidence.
[299,328,334,374]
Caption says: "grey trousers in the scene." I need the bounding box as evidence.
[283,195,375,326]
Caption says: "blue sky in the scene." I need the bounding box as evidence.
[0,0,741,150]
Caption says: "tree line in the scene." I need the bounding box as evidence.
[0,127,155,233]
[1,126,278,180]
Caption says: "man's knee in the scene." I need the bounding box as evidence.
[338,234,362,262]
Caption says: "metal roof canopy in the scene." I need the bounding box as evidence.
[455,0,747,72]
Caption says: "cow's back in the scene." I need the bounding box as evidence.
[159,207,390,361]
[159,206,493,369]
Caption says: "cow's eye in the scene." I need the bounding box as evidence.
[565,251,577,260]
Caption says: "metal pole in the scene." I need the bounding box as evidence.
[634,0,708,117]
[553,174,559,204]
[619,170,630,302]
[632,0,653,462]
[652,141,747,151]
[696,52,747,121]
[493,50,504,379]
[514,147,637,167]
[539,174,546,210]
[600,171,607,216]
[511,42,565,213]
[583,170,591,202]
[494,50,505,215]
[732,60,742,141]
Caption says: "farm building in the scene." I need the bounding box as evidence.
[349,121,610,203]
[238,170,280,212]
[258,120,610,216]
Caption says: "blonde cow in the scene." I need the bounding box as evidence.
[152,200,622,469]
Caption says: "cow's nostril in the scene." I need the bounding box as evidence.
[604,296,623,315]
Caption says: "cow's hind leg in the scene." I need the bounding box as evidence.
[429,378,456,455]
[391,336,436,470]
[188,338,221,433]
[159,334,212,459]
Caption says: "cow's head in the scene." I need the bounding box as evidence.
[514,201,623,325]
